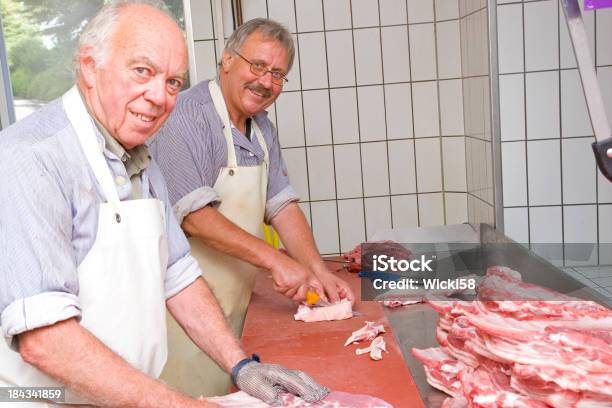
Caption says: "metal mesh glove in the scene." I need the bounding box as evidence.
[232,357,330,406]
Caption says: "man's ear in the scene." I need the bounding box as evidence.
[79,48,98,88]
[221,51,233,73]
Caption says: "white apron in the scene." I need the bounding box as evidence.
[161,80,269,397]
[0,86,169,406]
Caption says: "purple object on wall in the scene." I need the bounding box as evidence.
[584,0,612,10]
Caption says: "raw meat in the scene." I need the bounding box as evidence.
[342,241,411,273]
[207,390,393,407]
[412,266,612,407]
[379,275,480,306]
[344,321,385,346]
[356,336,387,360]
[294,299,353,323]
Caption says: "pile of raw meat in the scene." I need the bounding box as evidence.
[342,241,412,272]
[412,266,612,407]
[207,390,392,407]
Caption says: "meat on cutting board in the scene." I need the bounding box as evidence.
[344,321,386,346]
[207,390,393,407]
[356,336,387,360]
[294,299,353,322]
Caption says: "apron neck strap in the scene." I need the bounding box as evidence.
[62,86,122,213]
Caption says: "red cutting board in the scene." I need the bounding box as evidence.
[240,259,425,408]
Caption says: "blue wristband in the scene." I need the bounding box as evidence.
[231,353,261,387]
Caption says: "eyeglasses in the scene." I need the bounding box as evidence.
[235,52,288,86]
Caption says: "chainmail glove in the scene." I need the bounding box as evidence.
[232,355,330,406]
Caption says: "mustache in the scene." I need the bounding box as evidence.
[246,83,272,98]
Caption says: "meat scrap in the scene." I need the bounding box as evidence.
[412,266,612,407]
[344,321,385,346]
[294,299,353,323]
[207,390,393,408]
[342,241,411,273]
[355,336,387,361]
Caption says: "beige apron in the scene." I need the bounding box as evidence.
[0,86,169,406]
[161,80,269,397]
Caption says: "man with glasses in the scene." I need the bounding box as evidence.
[150,18,354,397]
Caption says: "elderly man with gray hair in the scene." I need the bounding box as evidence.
[150,17,355,397]
[0,2,328,407]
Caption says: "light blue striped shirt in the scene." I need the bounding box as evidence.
[149,80,299,225]
[0,97,201,343]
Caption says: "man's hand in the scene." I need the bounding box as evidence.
[234,360,329,406]
[268,252,323,303]
[312,267,355,305]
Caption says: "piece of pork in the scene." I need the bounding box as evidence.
[294,299,353,323]
[344,321,386,346]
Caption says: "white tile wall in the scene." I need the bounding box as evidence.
[361,142,390,197]
[412,81,440,138]
[283,148,309,200]
[445,192,468,224]
[295,0,324,32]
[334,144,363,199]
[437,20,462,79]
[353,28,383,85]
[503,207,529,243]
[330,88,359,144]
[529,206,562,243]
[388,140,417,195]
[391,195,419,228]
[365,197,392,238]
[497,4,524,74]
[275,92,304,148]
[307,146,336,200]
[241,0,267,22]
[310,201,340,254]
[501,142,527,207]
[385,83,413,140]
[560,69,592,138]
[596,9,612,66]
[325,30,356,88]
[559,1,595,69]
[415,138,443,193]
[407,0,434,24]
[380,0,407,26]
[439,80,464,135]
[267,0,296,33]
[564,205,598,265]
[303,90,332,146]
[442,137,467,191]
[298,33,328,89]
[323,0,352,30]
[381,26,411,83]
[525,71,560,140]
[409,24,437,81]
[418,193,445,226]
[524,0,558,72]
[599,205,612,264]
[193,41,217,82]
[599,169,612,203]
[337,199,366,252]
[436,0,459,21]
[527,140,561,206]
[499,74,525,141]
[562,138,597,204]
[191,0,214,40]
[357,86,386,142]
[351,0,380,28]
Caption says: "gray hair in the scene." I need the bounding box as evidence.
[224,18,295,72]
[73,0,176,78]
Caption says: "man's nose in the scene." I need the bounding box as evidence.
[144,76,167,107]
[258,70,274,88]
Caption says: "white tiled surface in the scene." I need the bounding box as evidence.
[503,207,529,243]
[361,142,390,197]
[418,193,445,227]
[193,41,218,82]
[275,92,304,148]
[330,88,359,144]
[436,0,460,21]
[412,81,440,138]
[307,146,336,201]
[302,90,332,146]
[267,0,296,33]
[295,0,323,32]
[282,148,309,201]
[385,84,413,140]
[409,24,437,81]
[351,0,380,28]
[380,0,407,26]
[388,140,417,195]
[353,28,383,86]
[497,0,612,266]
[365,197,392,238]
[442,137,467,191]
[325,30,356,88]
[407,0,434,24]
[381,26,411,83]
[298,33,328,90]
[357,86,386,142]
[525,71,560,140]
[415,138,443,193]
[391,195,419,228]
[337,199,366,253]
[445,192,468,224]
[333,144,363,199]
[323,0,352,30]
[439,80,464,136]
[310,201,340,254]
[436,20,462,80]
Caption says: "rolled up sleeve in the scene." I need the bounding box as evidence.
[173,186,220,225]
[265,185,300,224]
[2,293,81,349]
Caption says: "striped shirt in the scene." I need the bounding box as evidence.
[0,97,201,345]
[149,79,299,225]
